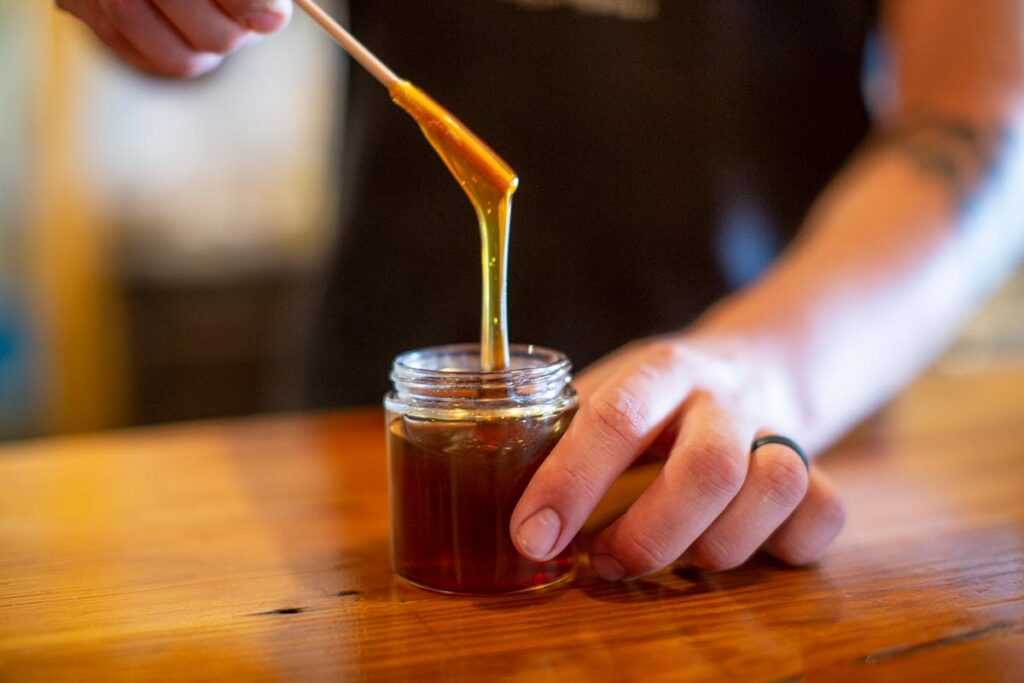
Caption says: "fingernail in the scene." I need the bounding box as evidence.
[591,555,628,581]
[182,53,225,79]
[245,1,291,32]
[515,508,561,560]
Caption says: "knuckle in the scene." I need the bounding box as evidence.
[645,340,690,370]
[616,529,677,576]
[551,459,603,505]
[586,391,647,446]
[690,536,745,572]
[758,451,809,508]
[687,434,746,500]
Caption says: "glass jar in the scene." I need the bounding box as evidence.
[384,343,578,594]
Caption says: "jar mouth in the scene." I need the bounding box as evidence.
[391,343,570,383]
[387,343,576,417]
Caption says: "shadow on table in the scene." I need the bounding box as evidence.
[470,554,800,611]
[583,556,798,603]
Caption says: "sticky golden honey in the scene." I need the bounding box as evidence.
[390,80,518,371]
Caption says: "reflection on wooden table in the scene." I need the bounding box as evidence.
[1,364,1023,681]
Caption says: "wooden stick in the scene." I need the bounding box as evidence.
[293,0,400,88]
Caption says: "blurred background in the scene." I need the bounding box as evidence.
[0,3,1021,442]
[1,2,341,440]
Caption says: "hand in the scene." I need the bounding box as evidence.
[56,0,292,78]
[510,334,847,580]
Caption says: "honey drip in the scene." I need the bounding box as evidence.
[389,80,518,371]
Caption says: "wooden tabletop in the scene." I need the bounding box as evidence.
[2,365,1023,681]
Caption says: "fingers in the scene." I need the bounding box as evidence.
[58,0,291,79]
[686,438,809,571]
[587,391,751,579]
[573,344,680,463]
[151,0,253,54]
[510,342,696,563]
[590,428,843,579]
[58,0,155,71]
[765,468,847,566]
[516,335,845,580]
[98,0,223,78]
[214,0,292,33]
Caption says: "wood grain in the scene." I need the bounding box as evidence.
[2,365,1023,681]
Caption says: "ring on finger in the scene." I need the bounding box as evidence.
[751,435,809,471]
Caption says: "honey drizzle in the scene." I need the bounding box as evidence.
[389,80,518,371]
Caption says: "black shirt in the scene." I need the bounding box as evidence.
[305,0,877,407]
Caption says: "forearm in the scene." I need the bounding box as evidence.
[697,113,1024,454]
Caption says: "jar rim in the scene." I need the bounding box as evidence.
[390,343,571,385]
[387,344,576,418]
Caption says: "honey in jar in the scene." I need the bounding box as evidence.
[385,344,578,594]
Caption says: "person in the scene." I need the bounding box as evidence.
[57,0,1024,582]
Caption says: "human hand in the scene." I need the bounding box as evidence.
[510,334,847,580]
[56,0,292,78]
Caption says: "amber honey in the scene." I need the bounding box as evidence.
[389,81,517,371]
[388,411,575,594]
[385,345,578,594]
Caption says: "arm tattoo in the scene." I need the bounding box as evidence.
[869,116,1008,206]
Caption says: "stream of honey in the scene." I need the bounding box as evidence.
[389,80,518,371]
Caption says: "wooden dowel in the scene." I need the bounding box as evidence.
[293,0,400,88]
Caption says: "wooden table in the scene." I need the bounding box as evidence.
[2,366,1023,681]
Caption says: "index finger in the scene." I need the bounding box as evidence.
[509,343,696,562]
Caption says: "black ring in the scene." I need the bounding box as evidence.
[751,435,809,471]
